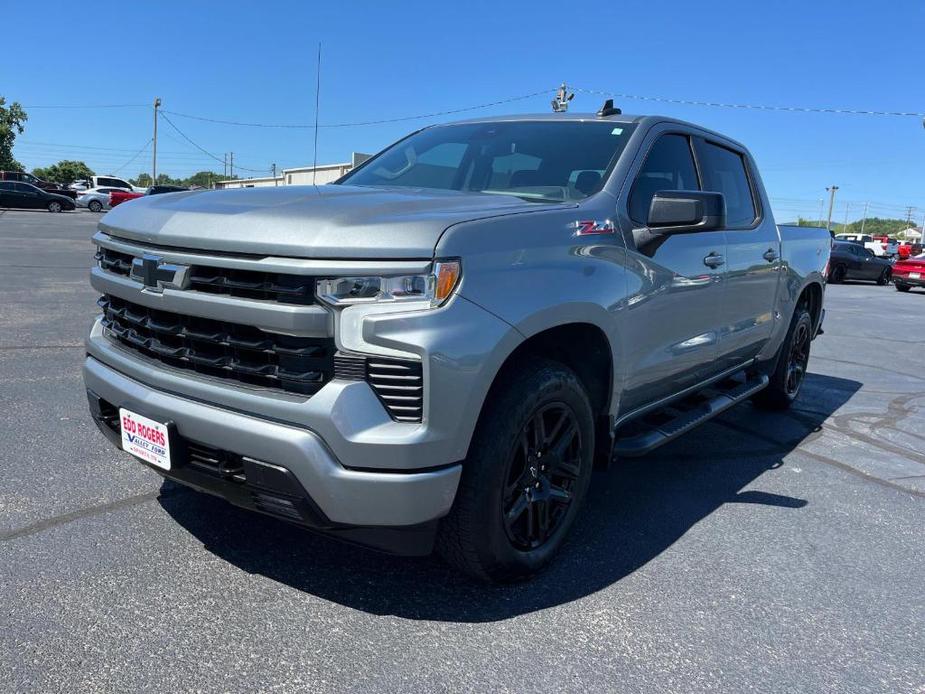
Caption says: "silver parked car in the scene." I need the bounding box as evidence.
[83,112,830,581]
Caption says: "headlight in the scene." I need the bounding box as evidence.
[317,260,461,309]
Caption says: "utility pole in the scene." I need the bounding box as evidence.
[825,185,839,232]
[152,97,161,185]
[905,206,915,227]
[223,153,227,179]
[818,199,824,225]
[272,163,277,186]
[230,152,234,179]
[843,201,850,232]
[859,201,869,235]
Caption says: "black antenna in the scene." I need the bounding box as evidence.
[597,99,622,117]
[312,42,321,185]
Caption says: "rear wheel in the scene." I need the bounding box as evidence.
[47,201,62,213]
[437,357,594,582]
[896,283,911,292]
[753,306,813,411]
[829,264,846,283]
[88,200,103,213]
[876,268,891,286]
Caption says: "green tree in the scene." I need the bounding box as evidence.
[155,173,183,186]
[843,217,912,237]
[0,96,28,171]
[32,160,94,186]
[131,173,153,187]
[184,170,224,188]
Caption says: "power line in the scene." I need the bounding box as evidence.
[21,103,148,110]
[157,111,268,173]
[159,89,554,129]
[573,87,925,118]
[112,139,153,174]
[16,140,230,159]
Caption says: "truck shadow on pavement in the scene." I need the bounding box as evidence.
[159,372,860,623]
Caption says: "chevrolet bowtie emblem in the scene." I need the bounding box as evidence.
[130,254,190,292]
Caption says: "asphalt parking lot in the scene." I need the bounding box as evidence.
[1,208,923,692]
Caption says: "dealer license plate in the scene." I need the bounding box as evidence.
[910,272,921,279]
[119,408,171,470]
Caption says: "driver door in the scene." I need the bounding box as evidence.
[617,129,728,415]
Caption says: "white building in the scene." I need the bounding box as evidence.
[216,152,372,189]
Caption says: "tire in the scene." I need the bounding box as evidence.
[876,268,891,286]
[896,283,911,292]
[47,201,62,213]
[437,357,595,582]
[829,264,846,284]
[753,306,813,411]
[88,200,103,213]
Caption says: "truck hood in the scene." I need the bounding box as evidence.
[99,184,574,259]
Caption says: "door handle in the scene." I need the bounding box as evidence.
[703,252,725,268]
[763,248,779,262]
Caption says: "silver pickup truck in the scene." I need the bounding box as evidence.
[83,112,830,581]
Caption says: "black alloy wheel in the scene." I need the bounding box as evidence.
[785,318,810,398]
[501,403,582,550]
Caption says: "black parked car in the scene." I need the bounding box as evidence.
[0,181,77,212]
[148,185,189,195]
[827,241,893,285]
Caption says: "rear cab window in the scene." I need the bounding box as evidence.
[694,140,758,228]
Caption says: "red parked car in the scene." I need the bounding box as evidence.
[893,253,925,292]
[109,189,144,207]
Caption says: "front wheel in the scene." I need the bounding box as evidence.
[876,268,891,286]
[829,264,846,284]
[753,306,813,411]
[88,200,103,213]
[437,357,595,582]
[47,201,62,213]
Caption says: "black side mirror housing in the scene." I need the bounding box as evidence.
[647,191,726,234]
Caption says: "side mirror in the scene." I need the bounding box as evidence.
[647,191,726,234]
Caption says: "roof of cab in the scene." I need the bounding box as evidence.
[435,112,749,152]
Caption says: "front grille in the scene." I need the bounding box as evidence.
[95,247,316,305]
[99,294,334,395]
[334,353,423,423]
[96,247,133,276]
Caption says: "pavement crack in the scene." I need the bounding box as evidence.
[0,488,184,543]
[0,344,84,351]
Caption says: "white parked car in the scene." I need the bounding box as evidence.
[76,187,125,213]
[70,175,144,194]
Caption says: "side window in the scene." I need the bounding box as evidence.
[629,134,699,224]
[0,181,13,190]
[696,141,757,228]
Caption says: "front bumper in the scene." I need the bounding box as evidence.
[83,355,462,555]
[894,273,925,287]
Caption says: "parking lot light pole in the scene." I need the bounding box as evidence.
[826,185,839,232]
[152,97,161,186]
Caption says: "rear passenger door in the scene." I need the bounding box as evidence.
[695,138,780,369]
[617,130,728,415]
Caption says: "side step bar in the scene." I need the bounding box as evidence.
[612,373,769,457]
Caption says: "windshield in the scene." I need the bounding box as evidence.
[338,121,637,202]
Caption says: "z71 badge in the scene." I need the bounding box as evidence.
[574,220,615,236]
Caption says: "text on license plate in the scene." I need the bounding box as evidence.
[119,408,171,470]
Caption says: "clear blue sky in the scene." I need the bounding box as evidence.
[3,0,924,224]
